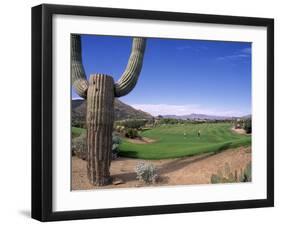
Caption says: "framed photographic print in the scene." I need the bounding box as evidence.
[31,4,274,221]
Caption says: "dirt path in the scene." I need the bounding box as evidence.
[72,147,251,190]
[125,136,156,144]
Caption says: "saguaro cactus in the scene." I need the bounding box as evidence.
[71,34,146,185]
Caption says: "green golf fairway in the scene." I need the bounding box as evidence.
[119,123,251,160]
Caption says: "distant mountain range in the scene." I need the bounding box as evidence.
[162,113,251,120]
[241,114,252,119]
[72,98,250,126]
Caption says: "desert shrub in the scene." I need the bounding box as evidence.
[211,162,251,184]
[125,128,139,138]
[72,127,86,138]
[71,119,85,129]
[72,132,87,160]
[135,161,158,184]
[115,125,125,133]
[158,118,181,125]
[112,133,122,159]
[72,132,122,160]
[243,118,252,134]
[117,119,148,130]
[239,162,252,182]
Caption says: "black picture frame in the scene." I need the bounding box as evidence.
[32,4,274,222]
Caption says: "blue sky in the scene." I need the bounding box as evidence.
[72,35,251,117]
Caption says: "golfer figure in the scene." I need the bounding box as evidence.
[198,130,201,137]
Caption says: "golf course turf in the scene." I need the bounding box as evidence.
[72,122,251,160]
[119,123,251,160]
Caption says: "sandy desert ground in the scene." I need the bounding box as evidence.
[72,146,251,190]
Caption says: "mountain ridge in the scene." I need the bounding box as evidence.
[72,99,153,126]
[162,113,251,120]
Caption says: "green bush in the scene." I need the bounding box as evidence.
[125,128,139,138]
[116,119,147,130]
[115,125,125,133]
[158,118,184,125]
[71,119,85,129]
[243,118,252,134]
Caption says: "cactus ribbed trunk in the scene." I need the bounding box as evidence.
[86,74,115,186]
[71,34,146,186]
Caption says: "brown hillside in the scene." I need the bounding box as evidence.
[72,99,153,126]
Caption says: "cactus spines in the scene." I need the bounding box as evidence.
[71,34,146,186]
[71,35,89,99]
[114,38,146,97]
[86,74,114,185]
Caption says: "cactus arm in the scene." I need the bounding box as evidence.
[71,34,89,99]
[114,38,146,97]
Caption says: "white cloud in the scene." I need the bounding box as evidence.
[130,103,246,117]
[216,46,251,61]
[216,54,250,61]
